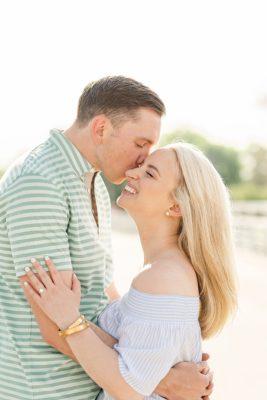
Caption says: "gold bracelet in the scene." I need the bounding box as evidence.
[58,314,87,336]
[67,315,86,329]
[58,320,90,337]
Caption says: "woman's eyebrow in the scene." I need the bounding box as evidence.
[147,164,161,176]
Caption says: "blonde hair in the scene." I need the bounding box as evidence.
[169,142,238,339]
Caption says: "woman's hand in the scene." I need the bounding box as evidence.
[23,257,81,330]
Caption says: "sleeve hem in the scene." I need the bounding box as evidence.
[118,357,154,397]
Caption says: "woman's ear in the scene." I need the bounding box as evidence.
[168,203,182,218]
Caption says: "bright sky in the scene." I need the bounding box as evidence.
[1,0,267,168]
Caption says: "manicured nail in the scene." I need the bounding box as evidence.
[23,281,28,286]
[25,266,31,272]
[44,256,50,261]
[30,258,36,264]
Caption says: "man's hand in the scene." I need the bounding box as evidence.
[155,353,213,400]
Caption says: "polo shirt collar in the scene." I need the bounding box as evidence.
[49,129,96,180]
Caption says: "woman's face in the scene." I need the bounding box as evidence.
[117,148,180,218]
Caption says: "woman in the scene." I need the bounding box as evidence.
[23,142,237,400]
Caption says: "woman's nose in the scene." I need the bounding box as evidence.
[125,168,139,180]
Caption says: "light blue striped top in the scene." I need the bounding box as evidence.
[97,286,202,400]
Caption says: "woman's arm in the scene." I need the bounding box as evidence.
[65,326,143,400]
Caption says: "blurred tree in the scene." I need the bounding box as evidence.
[205,144,241,185]
[246,144,267,186]
[229,182,267,200]
[159,130,241,185]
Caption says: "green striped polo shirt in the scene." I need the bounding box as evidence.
[0,129,113,399]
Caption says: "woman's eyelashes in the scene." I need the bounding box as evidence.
[145,170,154,178]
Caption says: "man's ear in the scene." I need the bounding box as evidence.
[90,115,109,144]
[168,203,182,218]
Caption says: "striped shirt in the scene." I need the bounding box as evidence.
[0,129,113,399]
[97,287,202,400]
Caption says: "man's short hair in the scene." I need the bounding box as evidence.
[76,76,166,127]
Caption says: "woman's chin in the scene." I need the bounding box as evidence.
[116,196,126,209]
[116,190,137,211]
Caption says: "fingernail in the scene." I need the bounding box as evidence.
[25,266,31,272]
[30,258,36,264]
[44,256,50,261]
[23,281,28,286]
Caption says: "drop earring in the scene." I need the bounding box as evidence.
[165,210,170,216]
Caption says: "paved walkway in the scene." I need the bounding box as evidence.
[111,208,267,400]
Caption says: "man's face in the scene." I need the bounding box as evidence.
[97,108,161,184]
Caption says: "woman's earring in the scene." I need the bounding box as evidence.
[165,210,170,216]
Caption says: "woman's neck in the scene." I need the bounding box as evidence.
[135,218,180,265]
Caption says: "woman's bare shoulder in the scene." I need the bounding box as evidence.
[132,258,199,297]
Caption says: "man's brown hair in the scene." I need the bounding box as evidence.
[76,76,165,127]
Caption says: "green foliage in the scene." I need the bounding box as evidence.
[245,143,267,185]
[229,183,267,201]
[0,169,5,178]
[205,145,241,185]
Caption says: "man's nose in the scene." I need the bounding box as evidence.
[136,154,147,167]
[137,143,152,165]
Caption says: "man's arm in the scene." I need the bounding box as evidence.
[155,356,213,400]
[6,174,116,357]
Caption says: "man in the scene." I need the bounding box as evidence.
[0,76,212,399]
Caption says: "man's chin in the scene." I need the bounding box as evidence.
[108,176,126,185]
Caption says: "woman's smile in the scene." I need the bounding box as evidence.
[122,184,138,196]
